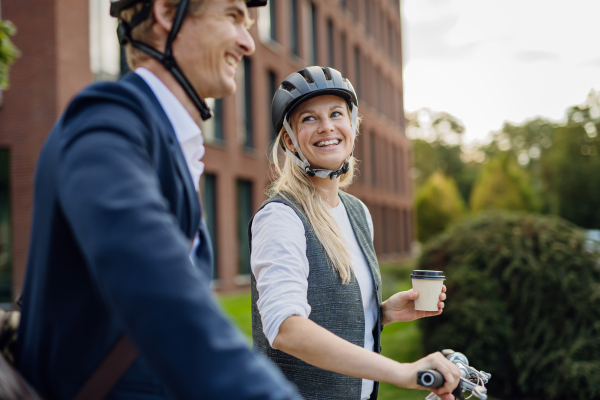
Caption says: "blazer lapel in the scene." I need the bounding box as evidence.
[121,73,201,239]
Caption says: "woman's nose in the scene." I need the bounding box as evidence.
[318,117,335,133]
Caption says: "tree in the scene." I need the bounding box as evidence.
[0,19,20,91]
[542,90,600,228]
[470,153,539,213]
[415,171,466,242]
[407,108,478,203]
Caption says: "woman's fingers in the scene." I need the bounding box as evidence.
[430,352,461,395]
[439,292,446,301]
[442,284,447,293]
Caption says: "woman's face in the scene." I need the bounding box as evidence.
[285,95,354,172]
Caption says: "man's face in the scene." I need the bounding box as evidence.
[173,0,255,99]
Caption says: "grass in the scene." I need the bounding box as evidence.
[217,259,490,400]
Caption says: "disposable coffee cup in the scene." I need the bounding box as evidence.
[411,270,445,311]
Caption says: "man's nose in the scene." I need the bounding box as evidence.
[237,26,256,56]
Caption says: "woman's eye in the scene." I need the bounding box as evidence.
[331,111,342,117]
[303,116,316,122]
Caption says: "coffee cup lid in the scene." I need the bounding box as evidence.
[411,270,445,280]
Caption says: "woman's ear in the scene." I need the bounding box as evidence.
[282,132,295,153]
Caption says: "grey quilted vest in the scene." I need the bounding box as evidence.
[250,191,383,400]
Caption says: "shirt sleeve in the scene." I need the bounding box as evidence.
[251,202,312,346]
[360,201,375,242]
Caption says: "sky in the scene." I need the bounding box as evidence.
[401,0,600,144]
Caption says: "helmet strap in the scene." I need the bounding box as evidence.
[116,0,213,121]
[282,112,355,180]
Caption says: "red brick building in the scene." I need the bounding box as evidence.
[0,0,412,301]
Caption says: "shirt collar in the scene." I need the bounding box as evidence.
[135,67,202,144]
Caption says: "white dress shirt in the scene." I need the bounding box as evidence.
[135,68,205,256]
[135,67,205,191]
[251,199,377,400]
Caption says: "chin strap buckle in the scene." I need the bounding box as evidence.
[328,161,350,180]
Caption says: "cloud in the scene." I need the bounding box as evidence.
[582,57,600,68]
[514,50,560,63]
[406,15,481,61]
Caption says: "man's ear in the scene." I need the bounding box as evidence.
[153,0,176,34]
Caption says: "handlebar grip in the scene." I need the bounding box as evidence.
[417,370,444,388]
[417,370,465,400]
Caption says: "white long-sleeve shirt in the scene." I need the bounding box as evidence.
[251,199,377,400]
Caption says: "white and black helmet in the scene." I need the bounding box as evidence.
[109,0,268,121]
[272,66,359,179]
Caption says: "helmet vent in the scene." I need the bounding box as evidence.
[322,68,332,81]
[298,69,315,84]
[281,82,296,92]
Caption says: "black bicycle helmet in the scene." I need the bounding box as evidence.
[110,0,268,121]
[272,66,359,179]
[272,66,358,134]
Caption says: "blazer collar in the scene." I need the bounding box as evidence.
[121,72,202,238]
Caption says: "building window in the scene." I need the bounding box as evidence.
[354,46,361,97]
[327,19,334,68]
[376,68,381,113]
[237,58,253,149]
[290,0,299,56]
[237,180,253,276]
[0,150,10,304]
[200,99,224,144]
[268,70,278,142]
[89,0,120,81]
[258,0,277,43]
[365,0,371,36]
[306,2,318,65]
[201,173,218,279]
[370,132,377,188]
[340,32,347,74]
[403,209,411,252]
[388,19,394,61]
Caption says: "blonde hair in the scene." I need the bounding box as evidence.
[268,107,362,284]
[119,0,207,69]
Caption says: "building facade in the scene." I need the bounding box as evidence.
[0,0,412,301]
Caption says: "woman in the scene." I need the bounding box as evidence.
[250,66,460,400]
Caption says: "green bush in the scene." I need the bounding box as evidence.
[417,212,600,400]
[470,154,540,213]
[416,171,466,242]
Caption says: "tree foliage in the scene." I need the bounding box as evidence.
[0,19,20,90]
[418,212,600,400]
[469,153,540,213]
[542,91,600,228]
[407,109,478,203]
[415,171,466,242]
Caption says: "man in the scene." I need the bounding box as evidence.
[16,0,302,399]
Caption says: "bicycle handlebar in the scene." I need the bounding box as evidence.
[417,349,490,400]
[417,370,444,388]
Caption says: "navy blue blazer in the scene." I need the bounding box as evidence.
[17,73,301,400]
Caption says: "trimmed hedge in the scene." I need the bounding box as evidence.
[417,212,600,400]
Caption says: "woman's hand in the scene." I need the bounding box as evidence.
[404,352,462,400]
[381,286,446,325]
